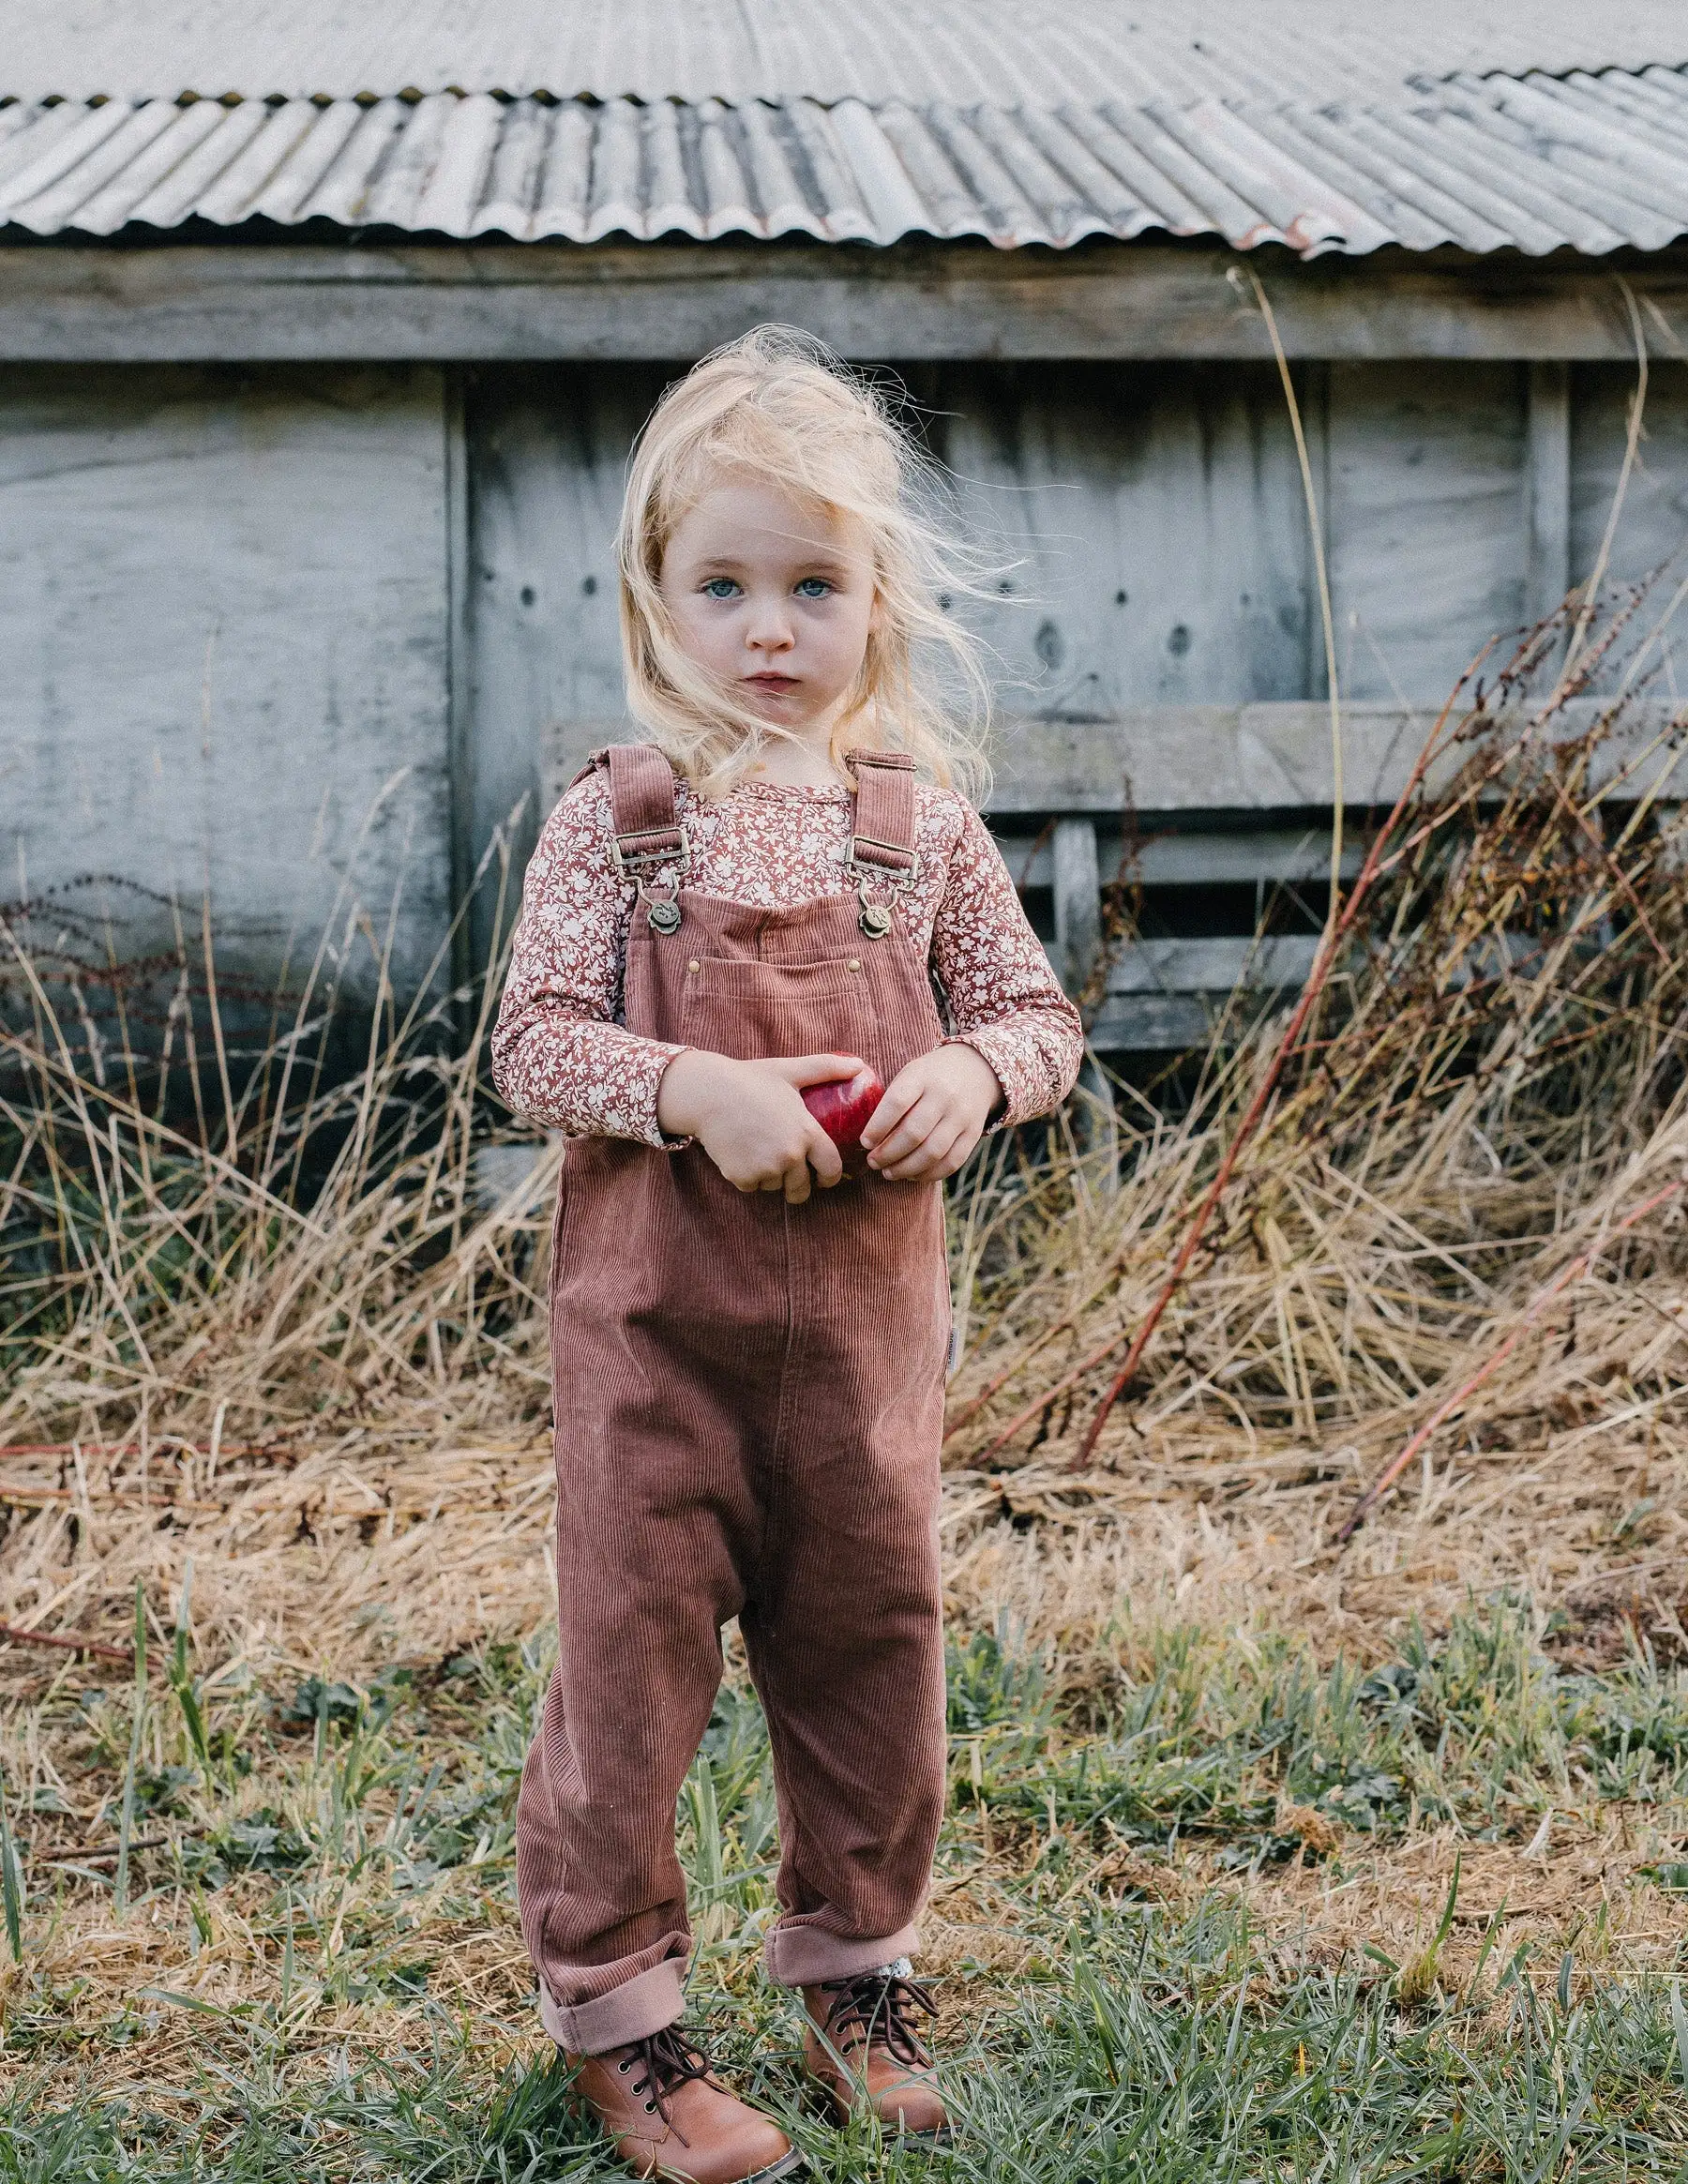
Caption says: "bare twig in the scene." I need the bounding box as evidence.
[32,1834,172,1867]
[0,1620,136,1665]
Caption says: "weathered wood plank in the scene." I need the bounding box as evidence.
[1106,935,1323,995]
[2,243,1685,363]
[1088,992,1262,1050]
[539,721,639,814]
[1051,817,1102,996]
[0,364,452,1004]
[985,699,1688,817]
[1572,361,1688,590]
[539,701,1686,827]
[445,366,474,1002]
[1525,361,1573,627]
[925,360,1310,713]
[996,826,1366,888]
[468,367,672,961]
[1086,938,1318,1049]
[1327,362,1526,703]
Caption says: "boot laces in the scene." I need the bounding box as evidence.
[819,1970,937,2069]
[615,2025,713,2137]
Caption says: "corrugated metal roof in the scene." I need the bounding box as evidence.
[2,67,1686,257]
[6,2,1686,109]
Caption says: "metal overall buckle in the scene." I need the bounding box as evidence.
[611,824,689,934]
[848,835,918,939]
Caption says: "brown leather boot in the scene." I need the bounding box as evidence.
[801,1967,949,2139]
[568,2025,802,2183]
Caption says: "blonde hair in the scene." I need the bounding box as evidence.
[616,325,993,802]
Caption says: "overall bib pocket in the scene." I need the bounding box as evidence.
[679,956,876,1068]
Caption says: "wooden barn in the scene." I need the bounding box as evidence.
[3,2,1688,1052]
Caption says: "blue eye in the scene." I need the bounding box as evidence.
[702,578,741,599]
[795,578,833,598]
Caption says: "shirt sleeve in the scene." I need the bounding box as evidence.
[490,774,685,1147]
[931,803,1085,1128]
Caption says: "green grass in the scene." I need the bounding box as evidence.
[4,1604,1688,2178]
[6,1935,1688,2182]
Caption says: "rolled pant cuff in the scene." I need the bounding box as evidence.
[538,1957,686,2054]
[763,1920,921,1988]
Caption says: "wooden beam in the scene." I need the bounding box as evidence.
[1088,993,1243,1051]
[1106,935,1322,995]
[1051,817,1102,998]
[1086,933,1319,1049]
[1,242,1685,362]
[985,699,1688,818]
[996,825,1366,888]
[1524,360,1572,629]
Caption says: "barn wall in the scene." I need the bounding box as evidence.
[8,348,1684,1020]
[0,364,452,1012]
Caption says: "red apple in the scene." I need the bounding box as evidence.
[802,1066,885,1178]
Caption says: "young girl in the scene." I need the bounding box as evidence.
[492,327,1082,2184]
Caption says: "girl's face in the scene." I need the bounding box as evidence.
[658,477,879,739]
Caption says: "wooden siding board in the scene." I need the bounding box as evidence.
[466,365,671,959]
[0,364,451,1002]
[1571,360,1688,595]
[926,362,1311,712]
[1327,361,1528,701]
[984,699,1687,816]
[2,244,1687,362]
[995,827,1366,886]
[1525,359,1574,625]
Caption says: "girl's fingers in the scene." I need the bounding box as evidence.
[777,1052,869,1089]
[860,1072,923,1149]
[806,1126,845,1188]
[880,1121,968,1182]
[875,1116,954,1180]
[867,1091,945,1168]
[935,1128,980,1179]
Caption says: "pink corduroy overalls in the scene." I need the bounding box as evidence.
[515,744,953,2055]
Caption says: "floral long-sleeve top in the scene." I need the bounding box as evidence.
[491,767,1083,1147]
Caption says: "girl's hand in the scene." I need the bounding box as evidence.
[656,1049,863,1203]
[862,1044,1002,1182]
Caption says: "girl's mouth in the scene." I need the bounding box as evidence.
[746,672,799,694]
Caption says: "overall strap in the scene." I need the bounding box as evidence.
[606,744,687,872]
[846,748,918,881]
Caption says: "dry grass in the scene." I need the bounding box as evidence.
[5,594,1688,2172]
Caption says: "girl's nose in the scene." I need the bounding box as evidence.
[746,610,795,655]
